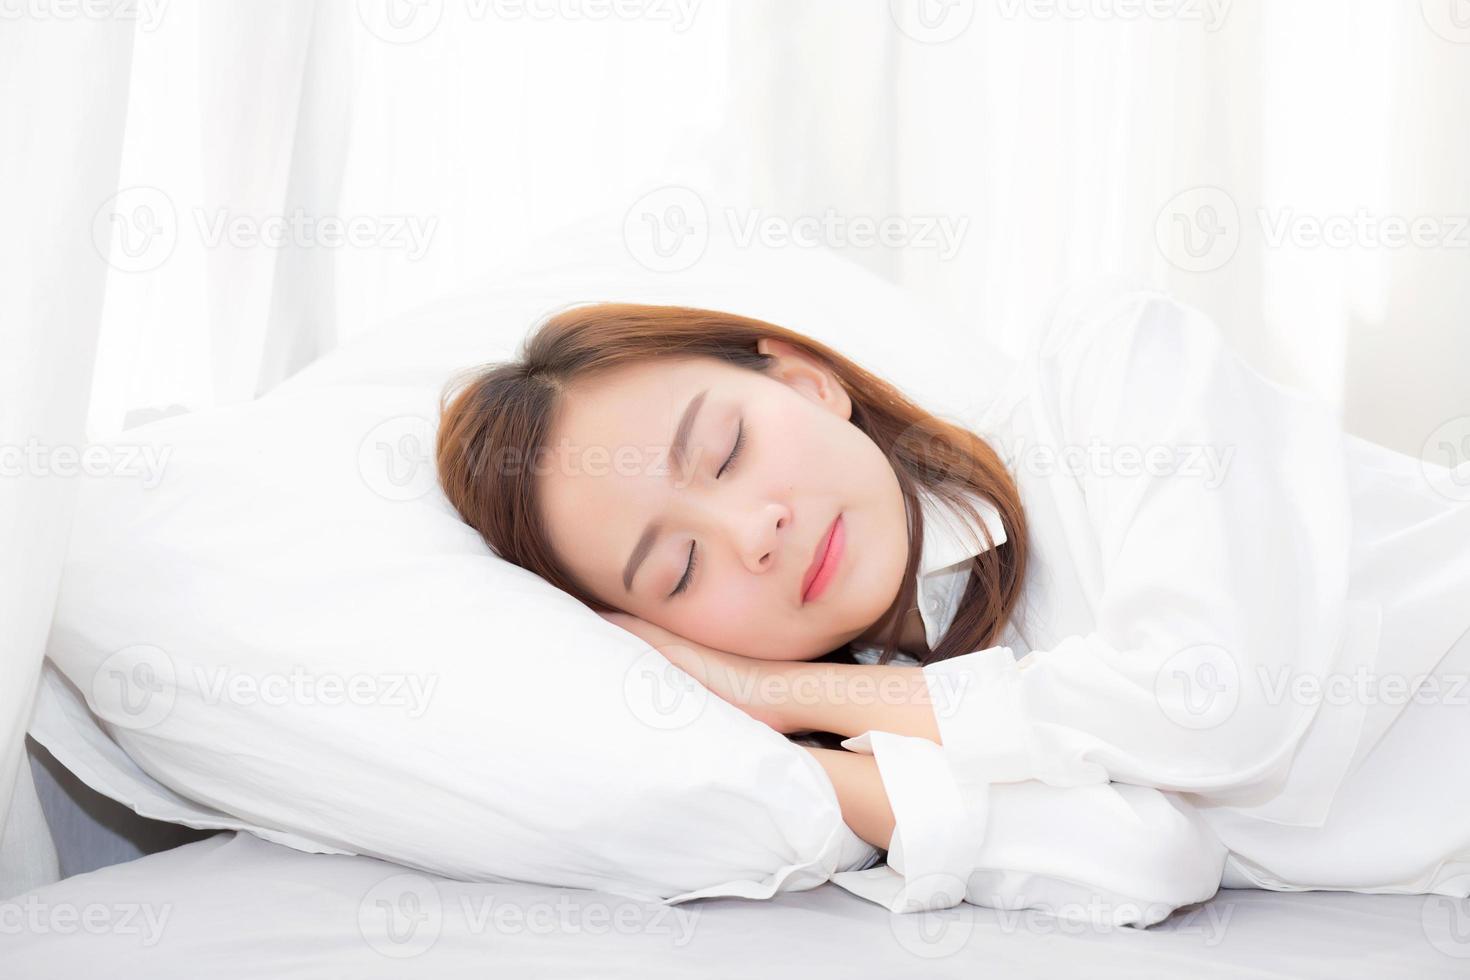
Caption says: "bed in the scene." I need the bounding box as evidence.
[6,827,1465,979]
[11,226,1468,978]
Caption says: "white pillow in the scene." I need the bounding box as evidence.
[34,215,1018,902]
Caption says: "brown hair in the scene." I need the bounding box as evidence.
[435,302,1028,668]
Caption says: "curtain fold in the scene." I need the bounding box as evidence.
[725,1,1470,454]
[87,0,353,435]
[0,10,136,898]
[72,1,1470,449]
[0,754,58,899]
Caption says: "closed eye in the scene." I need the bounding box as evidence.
[670,540,697,597]
[670,419,745,598]
[716,418,744,478]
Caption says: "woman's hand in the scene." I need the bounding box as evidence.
[596,610,799,734]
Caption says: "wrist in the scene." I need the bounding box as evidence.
[775,661,939,742]
[757,659,829,735]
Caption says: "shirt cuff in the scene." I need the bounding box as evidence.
[922,646,1035,785]
[828,729,988,913]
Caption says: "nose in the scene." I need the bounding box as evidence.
[736,501,790,574]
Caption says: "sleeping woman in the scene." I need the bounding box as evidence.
[433,291,1470,924]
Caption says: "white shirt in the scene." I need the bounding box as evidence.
[825,288,1470,924]
[848,486,1010,668]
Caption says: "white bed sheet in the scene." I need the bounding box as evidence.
[5,831,1467,979]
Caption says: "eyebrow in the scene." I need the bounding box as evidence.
[622,387,708,593]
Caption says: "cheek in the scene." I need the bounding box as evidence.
[669,577,773,645]
[751,407,844,483]
[796,408,864,469]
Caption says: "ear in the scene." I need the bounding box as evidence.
[756,337,852,420]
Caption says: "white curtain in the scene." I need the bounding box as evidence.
[88,0,354,431]
[5,0,1467,893]
[0,10,135,896]
[727,1,1470,450]
[85,0,736,435]
[82,1,1470,450]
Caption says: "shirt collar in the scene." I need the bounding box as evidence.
[849,485,1008,663]
[913,486,1008,651]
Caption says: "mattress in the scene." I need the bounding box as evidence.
[5,831,1466,978]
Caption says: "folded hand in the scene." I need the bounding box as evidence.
[596,610,800,734]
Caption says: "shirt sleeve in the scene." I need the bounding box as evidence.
[827,730,1226,926]
[920,290,1363,805]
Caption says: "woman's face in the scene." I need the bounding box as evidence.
[538,338,910,661]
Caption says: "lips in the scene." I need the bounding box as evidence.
[800,513,842,604]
